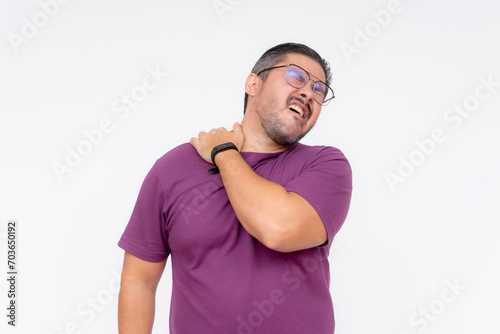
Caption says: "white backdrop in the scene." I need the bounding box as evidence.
[1,0,499,333]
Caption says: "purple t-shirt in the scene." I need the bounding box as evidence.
[118,142,352,333]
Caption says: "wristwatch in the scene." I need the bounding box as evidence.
[211,142,239,166]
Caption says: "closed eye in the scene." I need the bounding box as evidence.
[288,68,307,83]
[314,83,326,95]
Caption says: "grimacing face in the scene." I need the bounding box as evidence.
[252,53,326,147]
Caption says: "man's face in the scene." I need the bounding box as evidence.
[253,53,326,147]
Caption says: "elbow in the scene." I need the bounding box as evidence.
[261,236,292,253]
[257,217,327,253]
[266,242,295,253]
[259,222,295,253]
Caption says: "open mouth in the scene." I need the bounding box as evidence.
[289,103,307,119]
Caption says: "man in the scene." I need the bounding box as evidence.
[118,42,352,333]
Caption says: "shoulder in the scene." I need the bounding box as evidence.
[148,143,210,183]
[286,143,350,166]
[259,143,351,186]
[286,144,352,185]
[153,143,206,171]
[156,143,199,164]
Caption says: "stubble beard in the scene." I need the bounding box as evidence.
[259,109,314,147]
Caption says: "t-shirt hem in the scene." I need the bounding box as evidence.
[285,187,336,245]
[118,237,168,263]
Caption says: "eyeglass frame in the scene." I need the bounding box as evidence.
[256,63,335,106]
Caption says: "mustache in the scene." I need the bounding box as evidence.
[287,96,312,119]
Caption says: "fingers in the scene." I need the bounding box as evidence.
[191,125,241,152]
[190,130,207,148]
[189,136,199,148]
[211,127,228,136]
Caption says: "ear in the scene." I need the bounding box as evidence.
[245,73,260,97]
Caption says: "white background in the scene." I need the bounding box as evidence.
[1,0,499,333]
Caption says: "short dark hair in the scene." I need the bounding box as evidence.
[243,42,332,114]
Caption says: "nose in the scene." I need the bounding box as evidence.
[297,79,316,102]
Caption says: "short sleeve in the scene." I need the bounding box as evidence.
[118,162,170,262]
[284,147,352,245]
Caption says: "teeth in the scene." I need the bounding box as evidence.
[289,104,304,118]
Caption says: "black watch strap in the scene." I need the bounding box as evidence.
[211,142,239,167]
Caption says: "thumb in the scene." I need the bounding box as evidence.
[232,122,244,150]
[233,121,242,135]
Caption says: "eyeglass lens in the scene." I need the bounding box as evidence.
[285,65,330,104]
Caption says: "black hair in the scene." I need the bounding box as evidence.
[243,42,332,114]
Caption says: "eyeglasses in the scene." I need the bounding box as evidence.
[256,64,335,106]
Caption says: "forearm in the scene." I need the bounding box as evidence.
[118,282,157,334]
[190,123,326,252]
[216,150,300,250]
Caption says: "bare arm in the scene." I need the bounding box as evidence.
[190,123,327,253]
[216,149,326,252]
[118,252,167,334]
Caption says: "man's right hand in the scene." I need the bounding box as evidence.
[190,122,245,165]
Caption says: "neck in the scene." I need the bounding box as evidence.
[239,112,290,153]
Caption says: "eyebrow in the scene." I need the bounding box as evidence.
[297,65,326,85]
